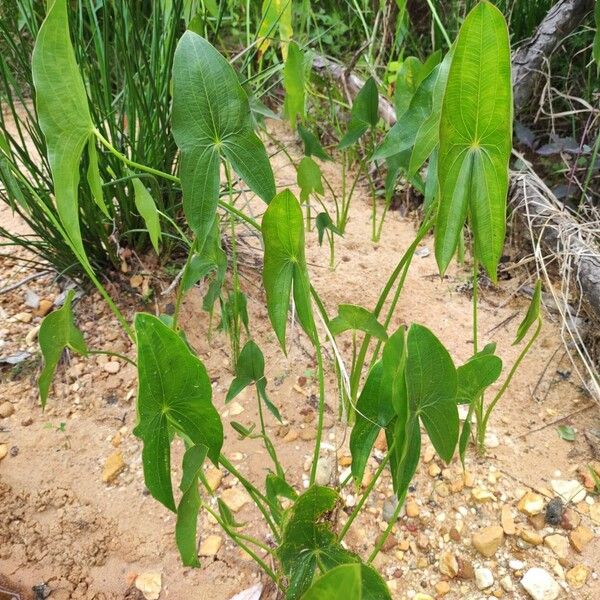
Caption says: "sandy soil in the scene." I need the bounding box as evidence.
[1,122,599,599]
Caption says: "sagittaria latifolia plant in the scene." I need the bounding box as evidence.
[32,1,541,597]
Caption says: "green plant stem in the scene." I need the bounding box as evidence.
[367,485,408,563]
[219,454,280,541]
[479,318,542,448]
[202,503,281,587]
[338,451,391,542]
[309,340,327,486]
[350,215,434,400]
[172,238,196,331]
[88,349,136,366]
[256,385,284,477]
[425,0,452,47]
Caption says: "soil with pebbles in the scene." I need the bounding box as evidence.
[1,121,599,599]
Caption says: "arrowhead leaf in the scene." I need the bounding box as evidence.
[338,77,379,150]
[172,32,275,242]
[514,279,542,345]
[132,176,161,254]
[435,1,512,279]
[134,313,223,512]
[329,304,387,341]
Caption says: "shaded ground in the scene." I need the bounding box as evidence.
[1,122,599,599]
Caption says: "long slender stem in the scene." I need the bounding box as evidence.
[202,503,280,587]
[88,349,136,366]
[309,340,327,486]
[172,238,196,331]
[338,451,391,542]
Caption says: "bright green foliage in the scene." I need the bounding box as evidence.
[300,563,391,600]
[218,497,245,528]
[277,486,358,599]
[298,125,332,161]
[132,177,161,254]
[315,212,341,245]
[134,313,223,512]
[329,304,387,341]
[456,354,503,404]
[406,324,458,463]
[283,42,306,130]
[393,57,423,118]
[176,444,207,567]
[266,473,298,524]
[297,157,323,203]
[557,425,576,442]
[436,1,512,280]
[38,290,87,407]
[262,189,316,350]
[257,0,293,58]
[227,340,281,421]
[514,279,542,344]
[172,32,275,243]
[338,77,379,150]
[31,0,95,263]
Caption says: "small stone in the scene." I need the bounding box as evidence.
[428,463,441,477]
[314,454,335,486]
[300,429,315,441]
[569,525,593,553]
[501,504,516,535]
[475,567,494,590]
[25,325,40,344]
[519,529,543,546]
[589,502,600,525]
[24,290,40,308]
[111,432,121,447]
[521,567,560,600]
[435,581,450,596]
[0,402,15,418]
[518,492,544,516]
[0,444,7,461]
[21,417,33,426]
[413,595,433,600]
[423,445,435,463]
[472,525,504,557]
[561,507,580,530]
[102,451,125,483]
[205,467,223,492]
[221,487,250,512]
[227,401,245,416]
[472,487,496,503]
[406,500,420,518]
[500,576,514,592]
[528,513,546,530]
[34,299,54,317]
[374,429,387,451]
[283,429,299,442]
[484,431,500,448]
[338,454,352,467]
[544,498,564,526]
[382,496,400,522]
[439,552,459,578]
[565,564,589,589]
[457,558,475,580]
[551,479,587,503]
[103,361,121,374]
[509,559,526,571]
[416,534,429,549]
[199,535,223,556]
[134,571,162,600]
[15,311,32,323]
[544,534,569,559]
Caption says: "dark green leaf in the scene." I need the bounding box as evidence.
[456,354,502,404]
[329,304,387,341]
[230,421,256,439]
[32,0,95,262]
[315,211,341,246]
[514,279,542,345]
[133,313,223,512]
[387,415,421,498]
[277,486,358,599]
[298,125,332,161]
[338,77,379,150]
[262,189,316,350]
[406,324,458,463]
[38,289,87,407]
[176,444,208,567]
[172,32,275,242]
[300,563,391,600]
[218,497,245,528]
[393,57,422,118]
[266,472,298,524]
